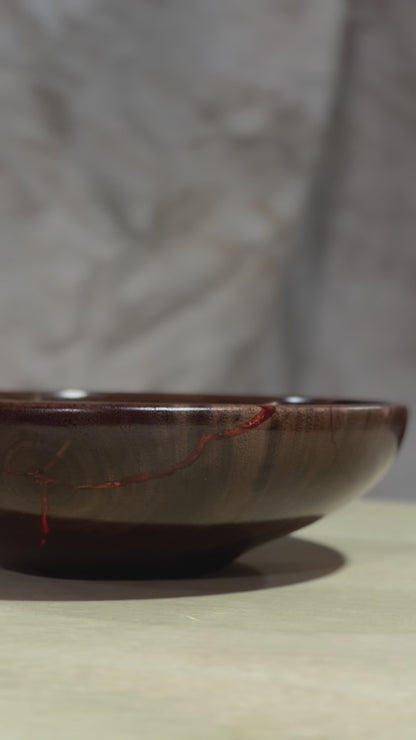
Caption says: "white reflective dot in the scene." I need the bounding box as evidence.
[285,396,307,404]
[57,389,88,399]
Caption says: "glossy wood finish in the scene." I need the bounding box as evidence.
[0,393,407,577]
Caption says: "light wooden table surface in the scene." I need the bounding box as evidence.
[0,499,415,740]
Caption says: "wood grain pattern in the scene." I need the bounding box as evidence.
[0,393,407,576]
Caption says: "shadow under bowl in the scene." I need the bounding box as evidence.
[0,391,407,578]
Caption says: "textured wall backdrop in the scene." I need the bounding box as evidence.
[0,0,414,498]
[0,0,343,391]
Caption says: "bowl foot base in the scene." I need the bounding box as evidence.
[0,511,319,579]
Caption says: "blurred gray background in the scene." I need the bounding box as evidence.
[0,0,414,499]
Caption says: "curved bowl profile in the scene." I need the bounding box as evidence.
[0,392,407,577]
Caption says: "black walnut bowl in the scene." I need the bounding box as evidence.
[0,392,407,578]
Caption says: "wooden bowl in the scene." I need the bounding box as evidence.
[0,392,407,577]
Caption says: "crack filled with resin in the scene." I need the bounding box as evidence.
[4,404,276,546]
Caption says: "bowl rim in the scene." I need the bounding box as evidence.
[0,390,407,411]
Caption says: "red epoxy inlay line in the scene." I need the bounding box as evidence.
[76,405,276,491]
[32,471,57,546]
[39,478,50,547]
[4,469,58,546]
[4,404,276,545]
